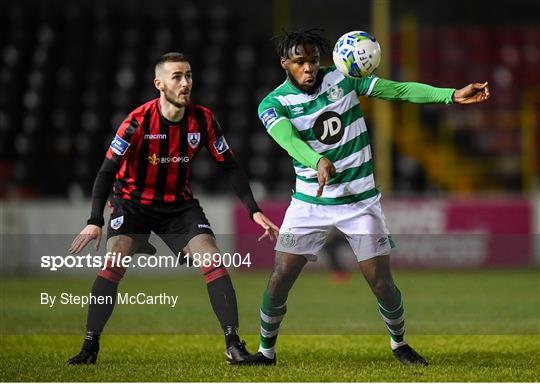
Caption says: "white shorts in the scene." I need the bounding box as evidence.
[275,195,394,262]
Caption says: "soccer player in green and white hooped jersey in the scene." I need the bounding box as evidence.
[242,30,490,366]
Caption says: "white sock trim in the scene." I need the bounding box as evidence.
[258,345,275,359]
[390,338,408,350]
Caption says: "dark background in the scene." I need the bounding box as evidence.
[1,0,538,200]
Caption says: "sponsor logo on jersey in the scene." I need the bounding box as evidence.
[279,232,297,248]
[188,132,201,149]
[197,223,211,229]
[110,135,130,156]
[291,106,304,115]
[110,215,124,230]
[213,137,229,154]
[327,85,344,102]
[259,108,278,129]
[148,153,189,165]
[377,236,388,247]
[144,133,167,140]
[313,111,344,145]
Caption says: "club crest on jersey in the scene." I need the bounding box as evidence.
[188,132,201,149]
[213,137,229,154]
[110,216,124,230]
[259,108,278,129]
[327,85,344,102]
[110,134,130,156]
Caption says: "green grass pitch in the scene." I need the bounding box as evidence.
[1,269,539,381]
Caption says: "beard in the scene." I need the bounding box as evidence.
[287,70,323,95]
[163,87,190,108]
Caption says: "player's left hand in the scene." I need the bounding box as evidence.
[253,212,280,241]
[453,82,490,104]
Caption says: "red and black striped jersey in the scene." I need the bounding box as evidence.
[106,99,232,206]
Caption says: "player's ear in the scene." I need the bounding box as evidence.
[280,57,288,70]
[154,78,163,92]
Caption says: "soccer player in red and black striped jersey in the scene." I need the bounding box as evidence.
[67,52,279,365]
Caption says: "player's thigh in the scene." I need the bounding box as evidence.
[106,235,137,257]
[107,198,152,251]
[335,198,394,262]
[275,199,330,261]
[155,203,215,257]
[184,233,219,255]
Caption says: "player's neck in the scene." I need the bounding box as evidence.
[159,98,185,122]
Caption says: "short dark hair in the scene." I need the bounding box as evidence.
[155,52,189,70]
[275,29,331,59]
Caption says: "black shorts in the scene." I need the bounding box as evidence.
[107,198,214,256]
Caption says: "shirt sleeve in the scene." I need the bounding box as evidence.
[105,113,143,164]
[369,78,455,104]
[204,112,233,162]
[267,119,322,170]
[258,96,322,170]
[348,75,380,96]
[257,96,289,133]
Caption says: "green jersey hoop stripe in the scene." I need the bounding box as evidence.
[296,159,373,185]
[295,171,375,198]
[292,187,379,205]
[293,130,370,168]
[295,142,373,179]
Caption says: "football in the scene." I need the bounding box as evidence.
[332,31,381,78]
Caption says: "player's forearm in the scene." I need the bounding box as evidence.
[268,119,322,170]
[370,78,455,104]
[218,155,261,219]
[87,158,118,227]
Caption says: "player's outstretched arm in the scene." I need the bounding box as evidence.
[268,119,322,170]
[452,82,490,104]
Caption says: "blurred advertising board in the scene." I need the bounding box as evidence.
[234,198,534,268]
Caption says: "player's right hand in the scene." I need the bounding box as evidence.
[316,157,336,197]
[69,224,102,254]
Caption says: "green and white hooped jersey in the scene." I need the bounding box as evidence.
[258,66,379,205]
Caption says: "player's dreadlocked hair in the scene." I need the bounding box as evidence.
[275,29,331,58]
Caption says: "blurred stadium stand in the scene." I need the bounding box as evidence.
[0,0,538,201]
